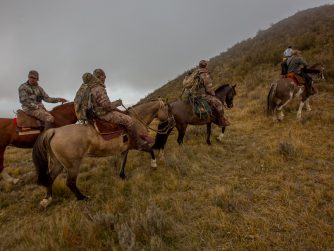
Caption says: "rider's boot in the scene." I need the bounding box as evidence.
[217,112,230,127]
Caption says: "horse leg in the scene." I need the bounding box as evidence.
[176,124,187,145]
[305,98,312,111]
[277,93,293,121]
[65,162,87,200]
[119,150,129,179]
[40,161,64,208]
[206,123,212,145]
[217,126,226,143]
[297,101,305,119]
[0,146,19,184]
[149,149,157,169]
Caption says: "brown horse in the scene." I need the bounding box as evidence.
[152,84,237,152]
[32,99,173,207]
[0,102,77,183]
[267,63,324,121]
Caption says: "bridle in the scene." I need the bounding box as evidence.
[122,98,175,134]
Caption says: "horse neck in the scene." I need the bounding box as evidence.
[215,85,230,100]
[129,101,160,125]
[50,102,77,126]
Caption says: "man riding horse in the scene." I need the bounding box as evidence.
[74,69,152,150]
[18,70,67,128]
[286,49,315,96]
[189,60,230,126]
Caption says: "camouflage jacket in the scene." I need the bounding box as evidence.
[90,83,120,117]
[287,56,308,74]
[197,68,215,96]
[18,82,60,110]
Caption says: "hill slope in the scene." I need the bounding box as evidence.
[0,5,333,250]
[141,4,334,102]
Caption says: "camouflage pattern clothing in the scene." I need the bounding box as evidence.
[197,68,224,114]
[84,74,133,128]
[18,82,62,123]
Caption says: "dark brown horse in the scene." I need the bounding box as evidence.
[152,84,236,152]
[267,63,324,121]
[0,102,77,183]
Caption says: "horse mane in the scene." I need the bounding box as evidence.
[127,98,163,110]
[51,102,74,112]
[215,84,230,92]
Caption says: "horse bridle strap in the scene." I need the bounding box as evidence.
[121,99,175,134]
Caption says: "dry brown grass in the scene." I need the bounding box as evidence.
[1,78,333,250]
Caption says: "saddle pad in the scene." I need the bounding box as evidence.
[93,119,126,141]
[16,110,42,128]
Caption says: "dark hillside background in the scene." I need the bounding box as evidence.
[141,4,334,102]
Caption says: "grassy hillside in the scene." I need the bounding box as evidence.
[140,4,334,103]
[1,5,334,251]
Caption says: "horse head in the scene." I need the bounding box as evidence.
[215,84,237,109]
[308,63,325,81]
[155,98,174,124]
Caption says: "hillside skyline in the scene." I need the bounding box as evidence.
[0,1,333,116]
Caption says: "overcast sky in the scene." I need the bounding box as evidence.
[0,0,332,116]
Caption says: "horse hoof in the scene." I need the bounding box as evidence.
[12,178,19,185]
[40,197,52,208]
[120,173,126,179]
[78,195,89,201]
[151,159,157,168]
[217,133,224,142]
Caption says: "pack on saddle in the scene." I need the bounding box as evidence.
[182,70,212,119]
[74,74,127,142]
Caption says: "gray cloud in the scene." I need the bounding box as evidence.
[0,0,332,116]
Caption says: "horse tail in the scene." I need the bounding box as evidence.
[267,81,278,116]
[32,129,56,187]
[152,120,173,150]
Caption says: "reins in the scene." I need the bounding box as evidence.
[121,99,175,134]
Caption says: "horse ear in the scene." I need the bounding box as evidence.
[232,84,237,88]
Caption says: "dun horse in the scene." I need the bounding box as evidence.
[152,84,236,152]
[267,63,324,121]
[0,102,77,183]
[32,99,172,207]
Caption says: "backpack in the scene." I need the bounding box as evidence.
[74,83,93,121]
[182,70,200,96]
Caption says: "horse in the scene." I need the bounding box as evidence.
[152,84,237,152]
[32,99,173,208]
[267,63,324,121]
[0,102,77,183]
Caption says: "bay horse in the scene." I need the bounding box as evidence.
[0,102,77,183]
[267,63,324,121]
[152,84,236,152]
[32,99,173,207]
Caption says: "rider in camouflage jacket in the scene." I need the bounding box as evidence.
[195,60,230,126]
[82,69,151,149]
[18,70,67,124]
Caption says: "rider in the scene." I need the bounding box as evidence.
[281,46,293,76]
[18,70,67,126]
[287,50,315,96]
[84,69,152,148]
[194,60,230,126]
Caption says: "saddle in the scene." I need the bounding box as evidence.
[92,119,127,141]
[15,110,42,135]
[189,97,212,119]
[287,73,305,86]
